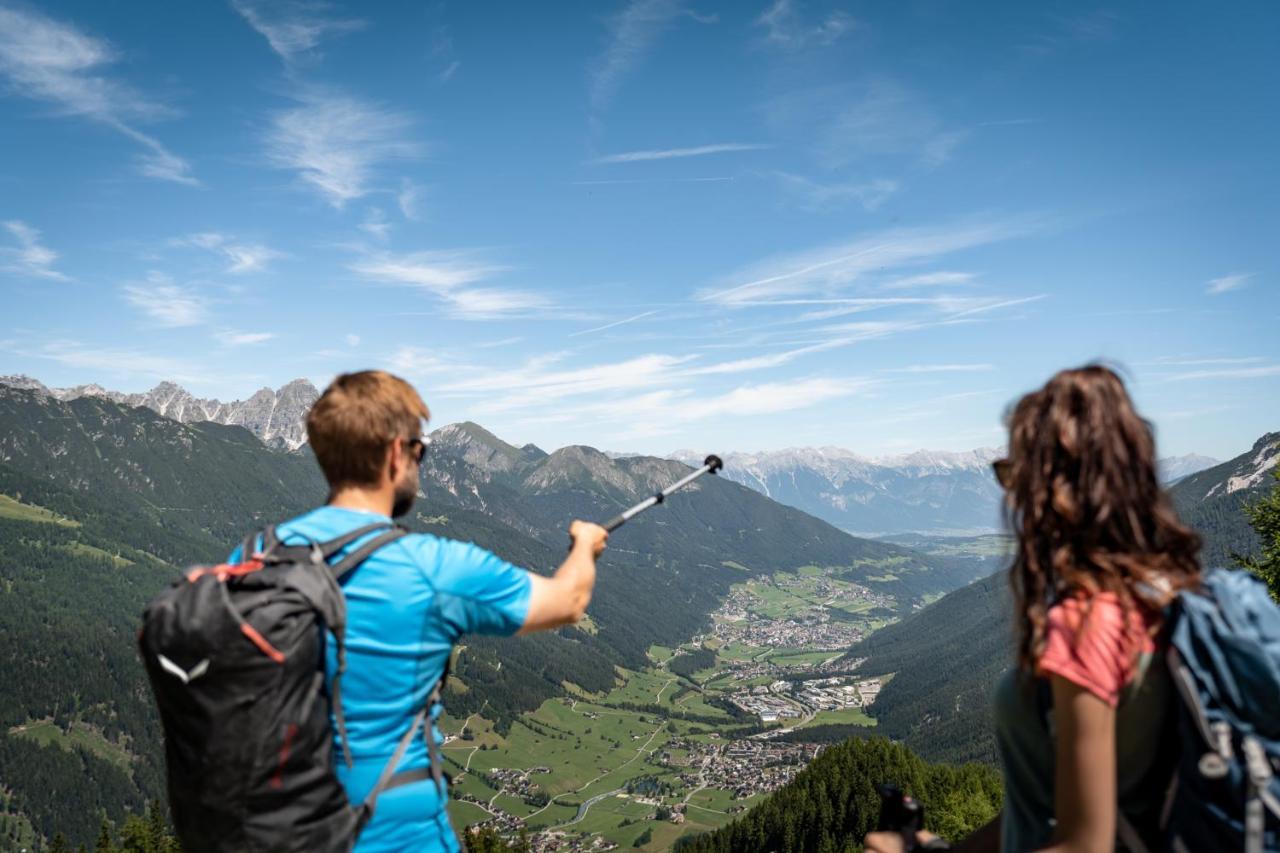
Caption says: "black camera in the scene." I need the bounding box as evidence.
[876,783,924,845]
[876,783,950,851]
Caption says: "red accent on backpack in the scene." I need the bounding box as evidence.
[240,622,285,663]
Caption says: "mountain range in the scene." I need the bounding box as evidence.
[669,446,1221,536]
[0,374,319,451]
[0,375,1225,537]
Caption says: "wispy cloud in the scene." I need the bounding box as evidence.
[0,5,195,184]
[698,219,1035,306]
[1142,356,1264,367]
[593,143,768,164]
[569,310,659,337]
[438,352,693,409]
[1206,272,1252,295]
[265,91,418,207]
[572,176,733,186]
[345,333,360,347]
[1,220,69,281]
[1160,364,1280,382]
[672,377,871,421]
[122,272,209,327]
[940,294,1047,321]
[1022,10,1120,56]
[24,339,221,385]
[359,208,392,241]
[397,180,422,219]
[881,271,976,289]
[886,363,995,374]
[230,0,364,63]
[589,0,714,112]
[216,330,274,346]
[351,250,549,319]
[772,172,898,211]
[756,0,855,51]
[173,232,283,274]
[765,77,966,169]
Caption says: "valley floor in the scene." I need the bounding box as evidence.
[438,563,896,851]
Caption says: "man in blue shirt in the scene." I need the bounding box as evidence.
[244,370,607,851]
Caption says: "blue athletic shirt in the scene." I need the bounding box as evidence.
[230,506,533,852]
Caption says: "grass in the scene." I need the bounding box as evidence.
[796,707,877,729]
[648,645,675,664]
[767,649,838,667]
[66,541,132,567]
[11,720,133,769]
[0,494,78,526]
[447,799,492,829]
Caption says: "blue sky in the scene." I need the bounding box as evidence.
[1,1,1276,459]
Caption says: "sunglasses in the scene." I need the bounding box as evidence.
[992,458,1013,489]
[405,435,430,464]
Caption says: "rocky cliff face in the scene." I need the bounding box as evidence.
[0,375,318,450]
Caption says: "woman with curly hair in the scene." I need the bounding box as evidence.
[868,364,1201,852]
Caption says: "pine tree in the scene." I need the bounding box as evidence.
[1235,468,1280,602]
[50,832,72,853]
[94,819,115,853]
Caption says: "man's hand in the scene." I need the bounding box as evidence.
[569,520,608,558]
[520,521,606,634]
[864,830,947,853]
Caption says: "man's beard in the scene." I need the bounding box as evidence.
[391,480,417,518]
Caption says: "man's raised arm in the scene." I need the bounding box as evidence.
[518,520,608,634]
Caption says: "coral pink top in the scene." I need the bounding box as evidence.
[1037,592,1159,707]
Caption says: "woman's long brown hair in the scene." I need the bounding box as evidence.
[1004,364,1202,672]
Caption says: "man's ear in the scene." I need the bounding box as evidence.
[384,440,403,484]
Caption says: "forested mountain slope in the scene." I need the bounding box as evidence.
[843,574,1013,765]
[1170,432,1278,567]
[676,737,1001,853]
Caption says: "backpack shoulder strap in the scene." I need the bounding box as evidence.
[326,525,410,770]
[329,526,409,580]
[355,673,450,832]
[317,522,394,561]
[238,526,272,562]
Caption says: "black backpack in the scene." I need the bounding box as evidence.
[139,522,449,853]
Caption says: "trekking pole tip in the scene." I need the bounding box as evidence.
[704,454,723,474]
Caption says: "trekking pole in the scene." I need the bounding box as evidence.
[601,455,723,533]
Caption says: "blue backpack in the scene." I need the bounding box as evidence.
[1161,569,1280,853]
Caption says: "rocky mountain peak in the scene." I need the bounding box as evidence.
[524,445,637,494]
[430,421,527,473]
[0,375,317,451]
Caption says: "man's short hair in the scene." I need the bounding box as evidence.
[307,370,430,488]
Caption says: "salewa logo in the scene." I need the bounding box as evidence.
[157,654,211,684]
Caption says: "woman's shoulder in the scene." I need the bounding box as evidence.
[1041,591,1158,706]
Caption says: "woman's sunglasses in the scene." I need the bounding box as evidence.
[992,458,1013,489]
